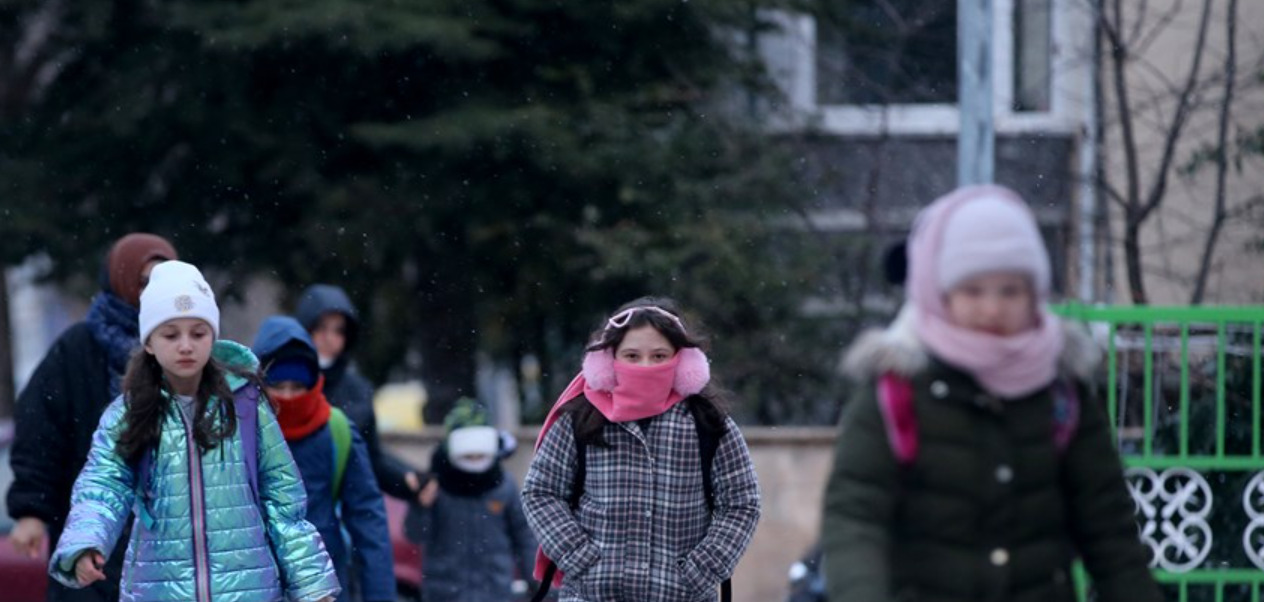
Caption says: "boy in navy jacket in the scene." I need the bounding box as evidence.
[254,316,394,602]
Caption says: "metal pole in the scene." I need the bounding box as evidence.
[958,0,996,186]
[1079,1,1101,302]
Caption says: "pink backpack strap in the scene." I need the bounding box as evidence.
[876,373,918,465]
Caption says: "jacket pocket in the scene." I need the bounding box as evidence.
[672,559,711,601]
[575,500,618,600]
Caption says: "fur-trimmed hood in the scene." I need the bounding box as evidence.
[841,305,1102,383]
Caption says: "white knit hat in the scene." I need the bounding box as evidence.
[139,261,220,343]
[936,194,1051,294]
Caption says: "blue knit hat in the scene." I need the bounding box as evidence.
[265,357,317,388]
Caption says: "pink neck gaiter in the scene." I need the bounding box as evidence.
[535,353,687,452]
[907,185,1065,399]
[582,353,684,423]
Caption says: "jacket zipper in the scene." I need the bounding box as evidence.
[179,408,212,602]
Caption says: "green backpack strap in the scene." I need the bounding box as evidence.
[329,407,353,501]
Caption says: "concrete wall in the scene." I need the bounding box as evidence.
[383,426,839,602]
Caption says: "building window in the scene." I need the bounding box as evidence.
[1014,0,1053,112]
[815,1,957,105]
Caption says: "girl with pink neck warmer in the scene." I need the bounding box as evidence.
[822,185,1161,602]
[522,297,761,602]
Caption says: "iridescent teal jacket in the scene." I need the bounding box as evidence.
[50,341,341,602]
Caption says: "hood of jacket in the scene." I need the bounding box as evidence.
[212,339,261,392]
[295,284,360,352]
[841,305,1102,383]
[251,315,319,370]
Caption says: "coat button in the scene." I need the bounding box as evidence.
[930,381,949,398]
[644,510,653,518]
[990,548,1010,566]
[995,465,1013,483]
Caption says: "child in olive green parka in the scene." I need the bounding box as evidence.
[822,185,1160,602]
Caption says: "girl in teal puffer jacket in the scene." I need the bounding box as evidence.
[49,261,341,602]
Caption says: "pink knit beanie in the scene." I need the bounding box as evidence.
[906,185,1065,398]
[935,192,1050,294]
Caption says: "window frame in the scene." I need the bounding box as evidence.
[763,0,1093,136]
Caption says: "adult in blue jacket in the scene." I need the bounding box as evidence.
[253,315,395,602]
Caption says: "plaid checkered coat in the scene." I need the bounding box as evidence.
[522,402,761,602]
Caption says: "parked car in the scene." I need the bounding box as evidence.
[386,495,423,601]
[0,419,49,602]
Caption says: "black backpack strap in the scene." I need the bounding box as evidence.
[688,399,731,602]
[531,416,589,602]
[531,563,558,602]
[571,419,587,509]
[692,406,721,511]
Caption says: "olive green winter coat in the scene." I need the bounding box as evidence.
[822,320,1160,602]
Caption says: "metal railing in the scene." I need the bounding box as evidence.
[1053,305,1264,602]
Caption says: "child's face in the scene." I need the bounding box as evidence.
[944,272,1036,336]
[616,325,677,366]
[265,381,310,400]
[144,318,214,394]
[310,312,347,364]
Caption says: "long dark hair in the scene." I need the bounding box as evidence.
[570,296,728,446]
[115,349,251,464]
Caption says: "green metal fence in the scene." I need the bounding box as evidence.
[1053,305,1264,602]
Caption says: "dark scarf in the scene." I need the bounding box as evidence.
[431,445,504,498]
[322,354,350,392]
[86,292,140,397]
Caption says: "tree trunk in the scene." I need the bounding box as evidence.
[413,247,478,425]
[1190,0,1237,305]
[1123,218,1148,304]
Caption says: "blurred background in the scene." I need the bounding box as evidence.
[3,0,1263,427]
[2,1,1264,599]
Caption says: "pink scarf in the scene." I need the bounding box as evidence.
[907,185,1064,398]
[535,352,691,448]
[532,348,709,585]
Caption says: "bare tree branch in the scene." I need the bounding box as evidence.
[1099,176,1129,210]
[1133,0,1185,57]
[1103,0,1154,302]
[1108,0,1212,302]
[1095,0,1124,51]
[1137,0,1213,223]
[1126,0,1151,48]
[1107,0,1141,221]
[1190,0,1237,304]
